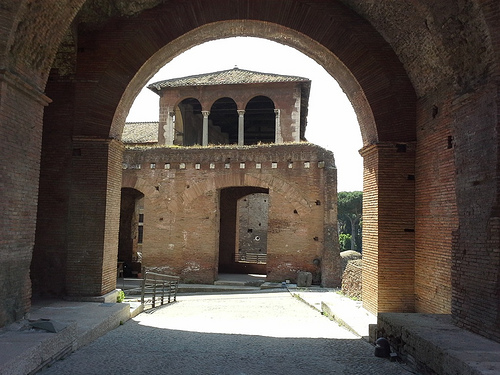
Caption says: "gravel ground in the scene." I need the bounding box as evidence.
[40,291,415,375]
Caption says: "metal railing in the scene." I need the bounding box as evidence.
[140,271,180,308]
[235,252,267,264]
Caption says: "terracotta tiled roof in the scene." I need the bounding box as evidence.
[122,121,158,143]
[148,67,310,92]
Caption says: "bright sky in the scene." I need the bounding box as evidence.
[126,37,363,192]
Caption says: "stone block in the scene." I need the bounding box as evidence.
[297,271,312,287]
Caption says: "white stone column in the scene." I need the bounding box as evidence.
[237,110,245,146]
[274,109,282,144]
[202,110,210,146]
[164,111,175,145]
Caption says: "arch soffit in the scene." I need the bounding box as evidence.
[112,20,379,145]
[341,0,496,97]
[0,0,83,91]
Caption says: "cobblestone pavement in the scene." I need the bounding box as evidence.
[40,291,416,375]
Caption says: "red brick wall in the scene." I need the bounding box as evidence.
[0,73,49,326]
[66,137,123,296]
[450,84,500,341]
[361,145,379,314]
[361,142,416,314]
[414,90,456,314]
[122,143,340,286]
[32,79,75,296]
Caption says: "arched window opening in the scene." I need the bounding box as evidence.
[210,97,238,145]
[245,96,275,145]
[176,98,202,146]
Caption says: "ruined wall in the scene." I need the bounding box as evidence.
[122,143,339,285]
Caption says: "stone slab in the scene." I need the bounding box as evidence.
[377,313,500,375]
[0,300,131,375]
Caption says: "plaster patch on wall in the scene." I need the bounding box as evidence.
[182,262,201,273]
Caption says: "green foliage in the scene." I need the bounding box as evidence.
[339,233,352,251]
[116,290,125,303]
[338,191,363,251]
[338,191,362,217]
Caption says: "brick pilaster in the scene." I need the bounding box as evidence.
[0,70,51,326]
[360,142,416,314]
[66,137,124,296]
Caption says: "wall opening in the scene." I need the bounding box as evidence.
[244,96,275,145]
[235,192,269,265]
[210,97,238,144]
[118,188,144,278]
[176,98,202,146]
[218,186,269,274]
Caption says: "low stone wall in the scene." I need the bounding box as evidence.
[340,250,361,274]
[341,259,362,300]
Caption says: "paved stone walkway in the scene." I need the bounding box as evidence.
[40,291,415,374]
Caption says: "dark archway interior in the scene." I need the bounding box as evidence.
[177,98,202,146]
[118,188,144,277]
[210,97,238,144]
[245,96,275,145]
[219,186,269,274]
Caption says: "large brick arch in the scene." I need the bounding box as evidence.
[72,4,416,144]
[36,1,420,316]
[111,20,382,145]
[41,1,418,316]
[2,0,500,344]
[69,6,417,317]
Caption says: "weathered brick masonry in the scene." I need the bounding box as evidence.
[1,0,500,348]
[0,71,50,324]
[122,143,339,285]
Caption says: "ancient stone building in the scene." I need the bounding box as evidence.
[2,0,500,363]
[120,68,338,285]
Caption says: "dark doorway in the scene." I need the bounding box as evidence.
[118,188,144,278]
[219,186,269,274]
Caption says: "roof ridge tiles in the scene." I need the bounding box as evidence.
[148,67,310,92]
